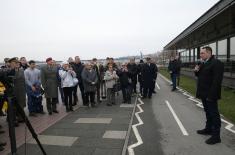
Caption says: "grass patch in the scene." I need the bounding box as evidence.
[159,67,235,123]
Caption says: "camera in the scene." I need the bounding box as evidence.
[0,68,16,97]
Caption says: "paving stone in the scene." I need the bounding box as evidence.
[73,138,124,149]
[74,118,112,124]
[103,130,127,139]
[120,104,135,108]
[28,135,78,146]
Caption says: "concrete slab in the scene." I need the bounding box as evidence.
[120,104,135,108]
[28,135,78,146]
[103,130,127,139]
[74,118,112,124]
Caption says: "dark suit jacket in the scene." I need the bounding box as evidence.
[141,63,157,88]
[195,55,224,100]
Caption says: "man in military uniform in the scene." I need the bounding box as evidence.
[41,57,59,115]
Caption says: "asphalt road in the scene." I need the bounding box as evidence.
[127,74,235,155]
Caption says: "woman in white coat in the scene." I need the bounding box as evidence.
[59,62,77,112]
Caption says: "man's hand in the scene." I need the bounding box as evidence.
[194,65,200,72]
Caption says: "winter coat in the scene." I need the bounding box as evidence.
[127,63,138,83]
[116,69,131,87]
[104,70,118,89]
[41,65,58,98]
[81,68,98,92]
[71,62,84,84]
[59,69,77,88]
[168,59,181,75]
[195,55,224,100]
[141,63,158,88]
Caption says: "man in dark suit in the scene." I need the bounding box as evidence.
[194,46,224,145]
[141,57,157,99]
[168,56,181,91]
[92,58,102,103]
[127,58,138,94]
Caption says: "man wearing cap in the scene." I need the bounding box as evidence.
[1,58,10,69]
[41,57,59,115]
[141,57,158,99]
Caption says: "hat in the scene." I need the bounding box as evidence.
[61,61,69,66]
[145,56,151,60]
[4,58,9,63]
[46,57,52,62]
[8,57,19,63]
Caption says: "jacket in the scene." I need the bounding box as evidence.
[59,69,77,88]
[104,70,118,89]
[195,55,224,100]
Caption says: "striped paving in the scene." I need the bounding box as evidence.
[103,130,127,139]
[74,118,112,124]
[28,135,78,146]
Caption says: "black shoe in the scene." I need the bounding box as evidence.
[152,90,156,94]
[205,136,221,145]
[70,106,74,111]
[0,146,4,151]
[72,102,77,106]
[0,130,5,134]
[91,104,96,108]
[14,122,19,127]
[29,113,37,117]
[197,129,212,135]
[39,111,46,114]
[141,96,146,99]
[53,110,59,113]
[122,100,127,103]
[102,96,106,99]
[148,96,152,99]
[106,103,112,106]
[49,112,52,115]
[18,118,25,123]
[171,88,176,91]
[112,102,116,105]
[0,142,6,146]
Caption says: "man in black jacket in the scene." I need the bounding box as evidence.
[92,58,102,103]
[168,56,181,91]
[127,58,138,94]
[194,46,224,145]
[141,57,157,99]
[117,63,132,104]
[71,56,86,106]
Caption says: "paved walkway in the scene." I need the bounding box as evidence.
[1,91,135,155]
[1,73,235,155]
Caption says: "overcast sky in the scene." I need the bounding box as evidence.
[0,0,219,61]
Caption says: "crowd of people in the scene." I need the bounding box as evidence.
[0,46,225,151]
[0,56,158,151]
